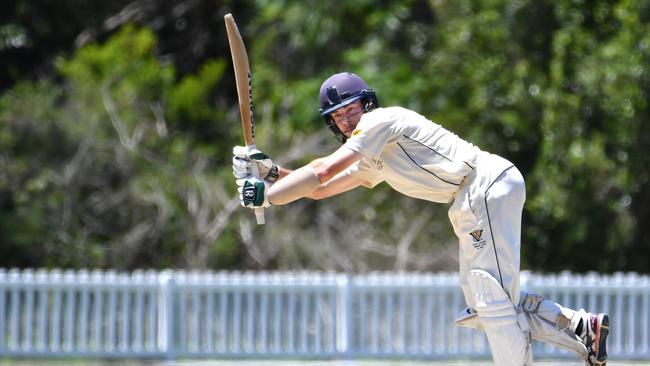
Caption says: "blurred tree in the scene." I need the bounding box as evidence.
[525,0,650,272]
[0,1,131,89]
[1,25,243,270]
[0,0,247,89]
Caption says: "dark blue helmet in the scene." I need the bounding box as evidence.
[318,72,378,143]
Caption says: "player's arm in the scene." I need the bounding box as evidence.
[273,166,365,200]
[306,170,367,200]
[267,146,363,205]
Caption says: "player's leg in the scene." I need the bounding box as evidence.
[460,164,526,305]
[456,291,610,365]
[467,269,533,366]
[451,164,525,309]
[451,164,531,365]
[467,163,608,365]
[520,292,609,365]
[453,161,609,365]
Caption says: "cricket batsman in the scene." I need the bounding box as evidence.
[232,72,609,365]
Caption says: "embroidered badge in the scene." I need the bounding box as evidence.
[351,129,362,137]
[372,157,383,171]
[470,229,487,250]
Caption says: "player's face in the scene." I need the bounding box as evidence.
[330,100,363,137]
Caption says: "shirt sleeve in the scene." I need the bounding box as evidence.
[343,109,399,158]
[343,157,384,188]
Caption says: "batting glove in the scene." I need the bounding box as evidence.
[237,177,272,208]
[232,146,280,183]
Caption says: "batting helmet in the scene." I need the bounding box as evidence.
[318,72,378,143]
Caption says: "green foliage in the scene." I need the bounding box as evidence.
[59,25,171,86]
[1,24,243,270]
[525,0,649,271]
[0,80,67,267]
[168,60,226,123]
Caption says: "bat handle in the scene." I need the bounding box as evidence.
[254,208,265,225]
[247,144,266,225]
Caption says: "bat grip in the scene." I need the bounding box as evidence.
[247,144,266,225]
[254,208,265,224]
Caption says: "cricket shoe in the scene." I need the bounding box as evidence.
[581,313,609,366]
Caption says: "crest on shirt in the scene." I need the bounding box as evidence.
[351,129,362,137]
[470,229,487,250]
[372,157,383,171]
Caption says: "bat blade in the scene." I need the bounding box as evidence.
[224,13,255,147]
[225,13,265,224]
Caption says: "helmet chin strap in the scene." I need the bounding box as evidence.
[341,125,356,134]
[336,120,358,140]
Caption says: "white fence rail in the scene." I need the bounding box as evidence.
[0,269,648,360]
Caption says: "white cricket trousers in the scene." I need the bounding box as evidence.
[449,154,591,362]
[448,152,525,308]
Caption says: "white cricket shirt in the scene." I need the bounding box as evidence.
[343,107,484,203]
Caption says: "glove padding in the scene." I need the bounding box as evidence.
[237,177,271,208]
[232,146,279,182]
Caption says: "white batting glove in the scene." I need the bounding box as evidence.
[232,146,280,182]
[232,146,251,178]
[236,176,271,208]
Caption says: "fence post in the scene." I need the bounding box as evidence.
[158,271,175,360]
[0,269,5,353]
[336,274,352,358]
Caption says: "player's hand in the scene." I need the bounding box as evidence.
[232,146,279,182]
[236,176,271,208]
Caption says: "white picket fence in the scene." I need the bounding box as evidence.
[0,268,648,360]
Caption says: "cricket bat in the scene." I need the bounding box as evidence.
[224,13,265,224]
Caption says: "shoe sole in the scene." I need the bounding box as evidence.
[594,313,609,365]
